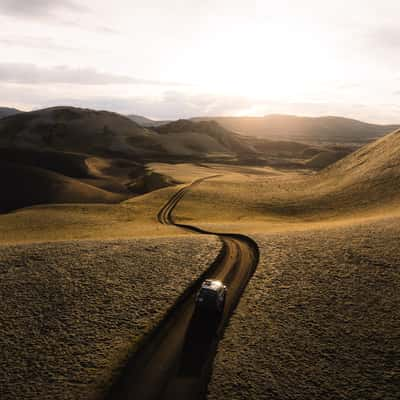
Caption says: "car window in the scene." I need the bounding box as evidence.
[199,288,217,298]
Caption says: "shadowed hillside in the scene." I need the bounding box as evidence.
[0,107,22,119]
[0,148,91,178]
[0,106,156,158]
[153,119,256,158]
[0,161,124,212]
[0,107,263,212]
[0,107,353,168]
[0,107,259,161]
[194,115,399,144]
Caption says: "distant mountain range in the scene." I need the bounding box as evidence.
[192,115,400,143]
[127,114,171,127]
[3,107,398,144]
[0,106,255,160]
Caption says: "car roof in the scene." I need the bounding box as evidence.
[200,279,224,291]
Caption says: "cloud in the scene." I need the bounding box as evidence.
[370,26,400,49]
[0,1,117,34]
[0,37,78,51]
[0,63,186,86]
[0,0,87,18]
[78,91,255,119]
[6,90,254,119]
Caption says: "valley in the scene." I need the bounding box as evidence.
[0,107,399,400]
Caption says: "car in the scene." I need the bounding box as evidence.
[195,279,227,313]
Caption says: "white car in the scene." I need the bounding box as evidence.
[195,279,227,313]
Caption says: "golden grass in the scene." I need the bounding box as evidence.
[3,128,400,244]
[209,216,400,400]
[0,236,221,400]
[149,144,400,234]
[0,185,188,244]
[2,150,400,244]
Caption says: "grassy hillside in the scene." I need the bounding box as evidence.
[304,149,350,170]
[311,128,400,209]
[153,119,257,159]
[0,184,191,244]
[209,217,400,400]
[194,115,399,144]
[0,106,156,158]
[148,129,400,232]
[0,161,124,212]
[0,107,260,161]
[0,236,221,400]
[3,124,397,243]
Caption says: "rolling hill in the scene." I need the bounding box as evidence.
[0,107,22,119]
[0,107,264,212]
[164,127,400,234]
[0,107,258,160]
[0,106,353,167]
[0,106,156,158]
[0,160,124,212]
[314,128,400,208]
[153,119,256,158]
[193,115,400,143]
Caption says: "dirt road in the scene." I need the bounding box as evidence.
[107,177,259,400]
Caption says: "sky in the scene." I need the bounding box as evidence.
[0,0,399,123]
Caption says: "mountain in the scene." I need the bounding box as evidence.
[153,119,256,158]
[0,107,261,212]
[0,107,258,160]
[127,114,170,127]
[0,107,22,119]
[0,106,159,158]
[193,115,400,144]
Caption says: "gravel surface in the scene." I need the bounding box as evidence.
[0,236,221,400]
[208,216,400,400]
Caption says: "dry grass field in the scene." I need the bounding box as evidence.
[1,116,400,400]
[208,216,400,400]
[3,126,400,244]
[0,236,221,400]
[146,130,400,399]
[0,183,193,244]
[153,129,400,233]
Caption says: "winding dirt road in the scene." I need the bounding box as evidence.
[107,177,259,400]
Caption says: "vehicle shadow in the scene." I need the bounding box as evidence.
[178,308,221,377]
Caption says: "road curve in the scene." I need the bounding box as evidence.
[107,176,259,400]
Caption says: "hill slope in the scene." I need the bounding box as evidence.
[0,161,124,212]
[0,107,259,160]
[193,115,400,143]
[153,119,256,158]
[314,128,400,206]
[0,107,22,119]
[0,106,157,157]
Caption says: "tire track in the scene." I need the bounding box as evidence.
[107,176,259,400]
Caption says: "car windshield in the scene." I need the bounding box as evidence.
[199,288,217,298]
